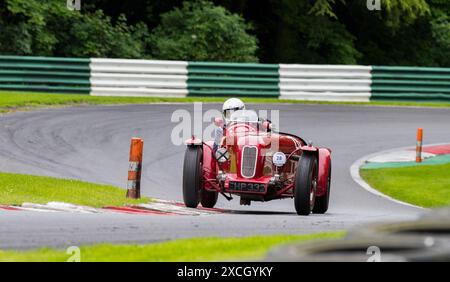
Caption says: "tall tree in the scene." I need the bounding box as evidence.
[150,1,258,62]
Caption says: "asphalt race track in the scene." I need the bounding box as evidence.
[0,104,449,249]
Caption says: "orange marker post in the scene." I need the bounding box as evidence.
[126,138,144,199]
[416,128,423,163]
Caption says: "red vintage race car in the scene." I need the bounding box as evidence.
[182,110,331,216]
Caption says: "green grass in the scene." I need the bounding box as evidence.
[0,172,149,208]
[360,163,450,208]
[0,91,449,113]
[0,232,345,262]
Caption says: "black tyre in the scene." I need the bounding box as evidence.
[312,162,331,214]
[294,153,318,216]
[182,146,202,208]
[201,190,218,208]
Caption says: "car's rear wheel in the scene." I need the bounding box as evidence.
[294,153,318,216]
[201,190,218,208]
[182,146,202,208]
[312,163,331,214]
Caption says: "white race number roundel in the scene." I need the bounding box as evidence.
[272,152,287,167]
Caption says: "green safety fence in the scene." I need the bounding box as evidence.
[187,62,280,97]
[0,55,91,94]
[371,66,450,102]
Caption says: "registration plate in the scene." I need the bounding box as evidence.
[229,181,266,193]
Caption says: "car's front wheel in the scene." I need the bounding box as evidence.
[201,190,218,208]
[182,146,202,208]
[294,152,318,216]
[313,163,331,214]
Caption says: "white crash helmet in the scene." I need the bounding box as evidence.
[222,98,245,122]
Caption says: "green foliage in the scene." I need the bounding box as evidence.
[268,0,360,64]
[431,12,450,46]
[0,0,449,66]
[324,0,448,66]
[432,16,450,47]
[0,22,32,55]
[150,1,258,62]
[0,0,68,55]
[308,0,430,26]
[381,0,431,28]
[61,12,149,58]
[302,17,361,64]
[427,0,450,66]
[309,0,346,18]
[0,0,149,58]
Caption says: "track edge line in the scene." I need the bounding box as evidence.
[348,143,450,210]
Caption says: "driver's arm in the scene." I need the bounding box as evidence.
[258,118,272,132]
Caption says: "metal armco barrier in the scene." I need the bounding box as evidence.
[279,64,372,102]
[126,138,144,199]
[90,58,188,97]
[0,55,90,93]
[372,66,450,101]
[187,62,279,97]
[2,55,450,102]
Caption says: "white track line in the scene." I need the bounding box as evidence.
[21,202,102,213]
[348,143,450,210]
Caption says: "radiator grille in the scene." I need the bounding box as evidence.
[241,146,257,178]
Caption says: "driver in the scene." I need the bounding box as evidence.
[222,98,246,123]
[221,97,272,129]
[212,98,245,151]
[213,98,272,151]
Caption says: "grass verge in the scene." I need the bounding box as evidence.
[0,172,149,208]
[1,91,450,113]
[0,232,345,262]
[360,163,450,208]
